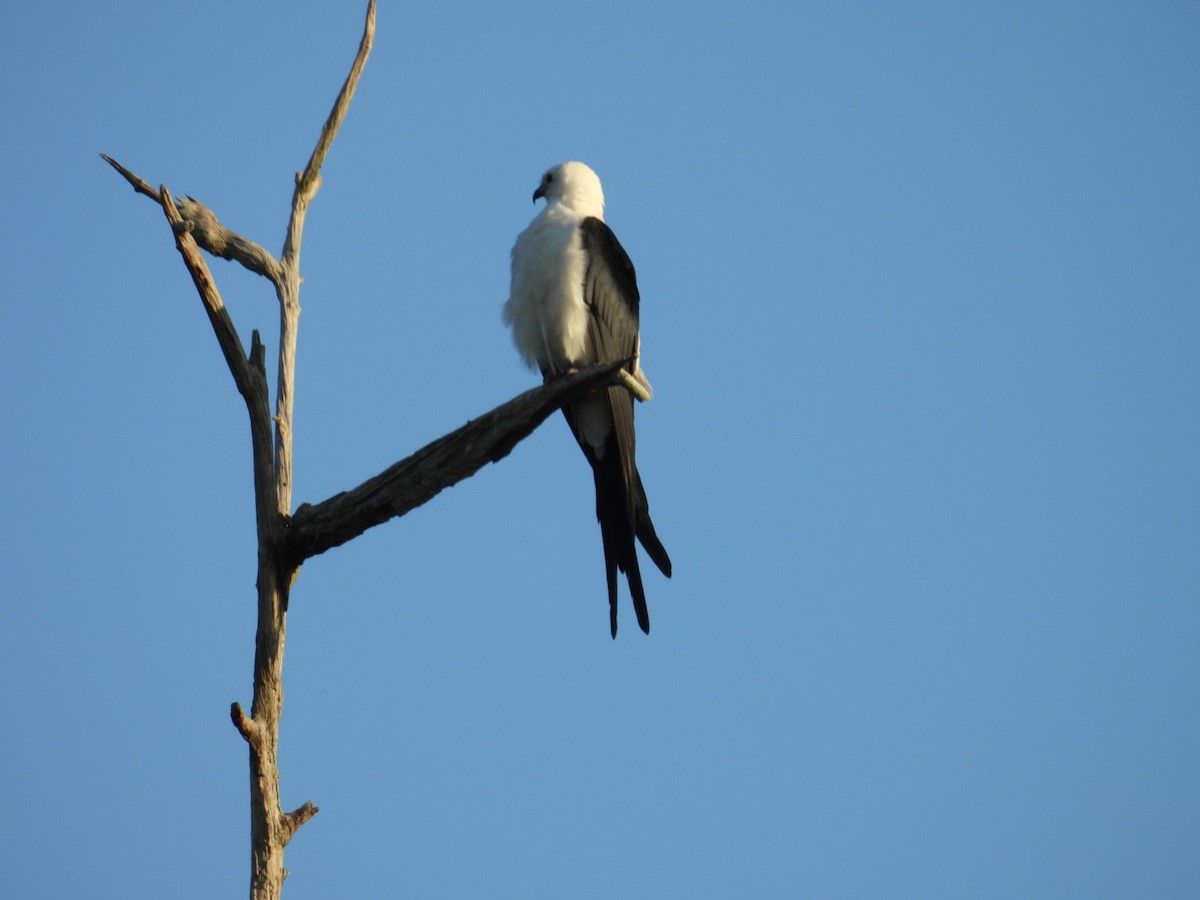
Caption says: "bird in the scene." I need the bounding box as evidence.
[503,161,672,637]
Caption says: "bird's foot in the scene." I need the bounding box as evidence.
[542,365,652,402]
[619,367,653,403]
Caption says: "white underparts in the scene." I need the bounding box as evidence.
[504,205,595,374]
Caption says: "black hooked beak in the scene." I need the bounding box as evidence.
[532,183,548,203]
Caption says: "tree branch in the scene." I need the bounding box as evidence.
[99,152,159,200]
[272,0,374,531]
[179,196,285,285]
[157,186,277,539]
[281,802,320,845]
[230,702,260,745]
[293,0,377,210]
[157,187,261,403]
[285,361,633,563]
[101,154,283,283]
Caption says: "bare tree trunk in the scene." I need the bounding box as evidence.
[113,5,366,896]
[154,176,315,897]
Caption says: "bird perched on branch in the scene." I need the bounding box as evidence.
[504,161,672,637]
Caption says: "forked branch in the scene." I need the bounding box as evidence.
[156,189,266,400]
[101,154,283,284]
[104,7,377,898]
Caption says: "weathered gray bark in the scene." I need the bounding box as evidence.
[283,359,634,562]
[102,2,646,896]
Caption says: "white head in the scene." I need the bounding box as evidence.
[532,161,605,218]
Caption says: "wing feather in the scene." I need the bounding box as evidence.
[567,218,670,635]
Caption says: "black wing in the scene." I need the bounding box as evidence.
[564,218,671,637]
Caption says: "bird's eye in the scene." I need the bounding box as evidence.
[544,173,553,183]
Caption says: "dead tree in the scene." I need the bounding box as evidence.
[102,3,640,897]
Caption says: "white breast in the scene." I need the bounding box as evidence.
[504,209,594,374]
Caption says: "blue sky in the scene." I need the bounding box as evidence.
[2,1,1198,897]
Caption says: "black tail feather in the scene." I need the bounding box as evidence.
[633,470,672,578]
[593,451,661,637]
[567,403,669,637]
[595,453,647,636]
[603,531,619,638]
[626,557,650,635]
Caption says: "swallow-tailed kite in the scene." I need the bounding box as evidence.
[504,161,672,637]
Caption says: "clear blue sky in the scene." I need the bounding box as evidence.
[2,1,1197,897]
